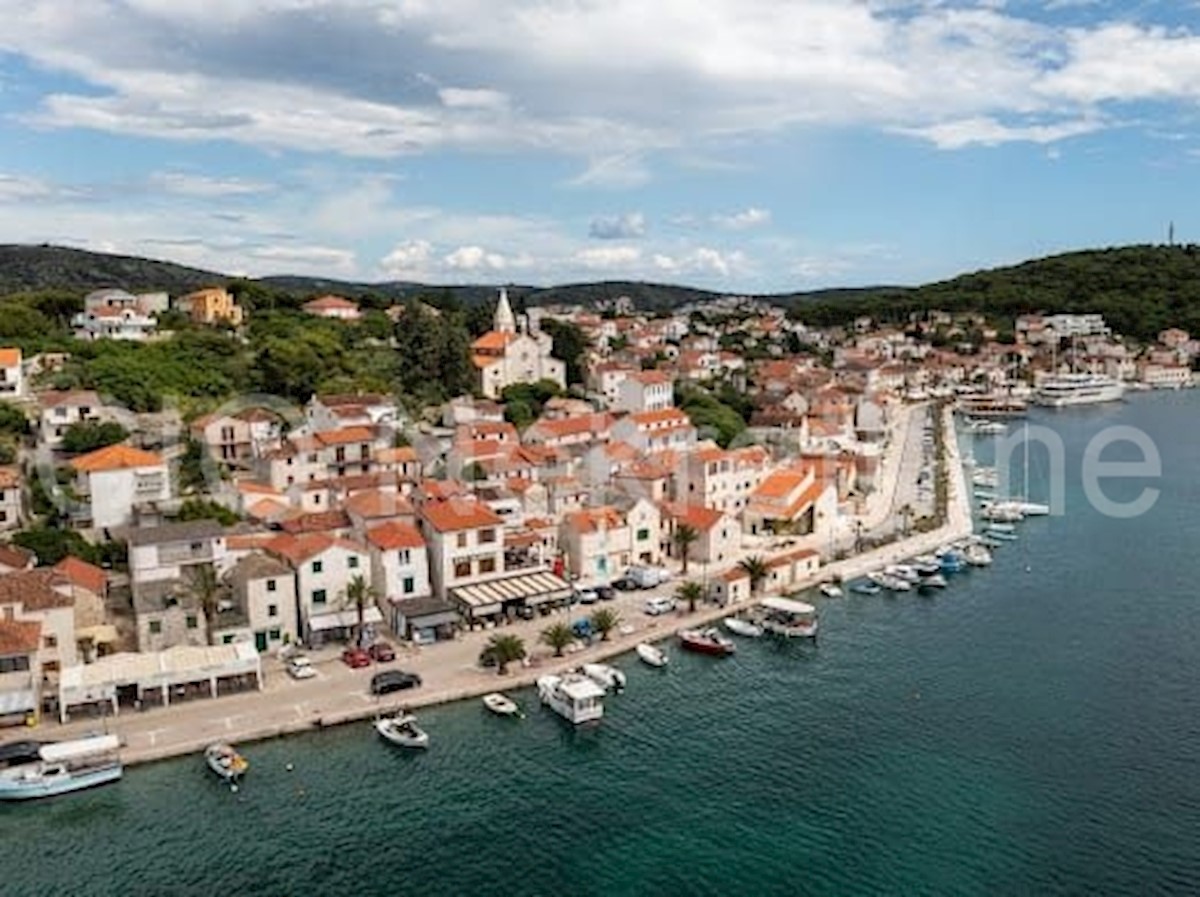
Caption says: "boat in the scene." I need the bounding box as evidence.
[939,552,966,574]
[375,713,430,748]
[986,522,1016,533]
[851,580,881,595]
[958,395,1028,418]
[759,597,819,638]
[910,557,941,576]
[205,743,249,782]
[917,573,948,590]
[987,528,1019,541]
[963,545,993,566]
[886,564,921,583]
[482,692,522,717]
[635,642,668,668]
[723,617,764,638]
[0,735,122,801]
[537,673,605,724]
[1033,372,1124,408]
[678,628,736,656]
[1012,500,1050,517]
[818,583,843,599]
[869,571,911,592]
[974,489,997,501]
[581,663,627,693]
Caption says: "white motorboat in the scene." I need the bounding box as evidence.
[0,735,122,801]
[375,713,430,749]
[759,597,819,638]
[987,522,1017,533]
[723,617,764,638]
[205,743,249,783]
[636,642,668,668]
[818,583,843,599]
[537,673,605,724]
[482,692,522,717]
[886,564,921,583]
[964,545,993,566]
[851,580,881,596]
[581,663,627,693]
[1012,500,1050,516]
[917,573,948,590]
[987,529,1019,541]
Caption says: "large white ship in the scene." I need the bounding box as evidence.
[1033,373,1125,408]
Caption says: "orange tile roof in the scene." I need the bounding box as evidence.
[246,498,291,521]
[0,544,33,571]
[0,619,41,656]
[0,569,72,610]
[0,348,20,367]
[471,331,516,351]
[366,520,426,551]
[226,532,277,551]
[345,490,413,520]
[662,502,725,532]
[303,295,358,311]
[266,532,365,564]
[376,446,419,465]
[629,408,691,427]
[70,443,164,473]
[630,370,673,385]
[280,510,352,534]
[52,555,108,594]
[0,466,20,489]
[564,506,625,534]
[40,390,101,408]
[420,498,503,532]
[751,466,812,500]
[315,426,376,447]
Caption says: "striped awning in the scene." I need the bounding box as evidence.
[449,571,571,617]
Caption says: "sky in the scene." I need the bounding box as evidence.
[0,0,1199,292]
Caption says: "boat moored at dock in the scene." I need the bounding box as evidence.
[760,597,819,639]
[0,735,123,801]
[375,714,430,749]
[482,693,522,717]
[537,673,606,724]
[581,663,627,693]
[205,743,249,782]
[636,642,668,668]
[678,628,736,656]
[723,616,764,638]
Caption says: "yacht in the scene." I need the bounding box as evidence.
[1034,373,1124,408]
[0,735,122,800]
[537,673,605,724]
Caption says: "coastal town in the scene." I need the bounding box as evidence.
[0,282,1195,768]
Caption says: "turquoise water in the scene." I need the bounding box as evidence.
[3,394,1200,896]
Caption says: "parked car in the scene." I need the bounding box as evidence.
[286,655,316,680]
[368,642,396,663]
[612,576,638,591]
[341,647,371,669]
[575,588,599,605]
[595,585,616,601]
[370,670,422,695]
[515,605,536,620]
[644,596,677,616]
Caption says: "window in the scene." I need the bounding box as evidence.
[480,528,496,544]
[149,620,162,635]
[453,560,471,579]
[268,604,278,618]
[403,576,414,594]
[348,556,359,569]
[637,528,650,541]
[456,533,468,549]
[186,615,198,629]
[223,634,235,645]
[43,635,57,649]
[479,558,496,574]
[0,655,29,673]
[0,511,6,523]
[269,628,281,641]
[312,589,327,605]
[267,579,277,592]
[312,560,323,574]
[397,549,411,565]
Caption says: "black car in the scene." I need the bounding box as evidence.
[612,576,638,591]
[595,585,617,601]
[370,670,422,695]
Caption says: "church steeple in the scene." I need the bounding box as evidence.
[494,287,515,334]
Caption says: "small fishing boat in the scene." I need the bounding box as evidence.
[759,597,819,638]
[581,663,627,693]
[917,573,948,590]
[0,736,122,801]
[678,628,736,656]
[987,530,1019,542]
[636,642,669,668]
[375,713,430,749]
[205,743,249,783]
[963,545,993,566]
[723,616,764,638]
[818,582,843,599]
[986,521,1017,533]
[851,580,881,596]
[482,692,522,717]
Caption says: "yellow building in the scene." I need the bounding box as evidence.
[178,287,245,326]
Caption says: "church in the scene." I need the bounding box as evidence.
[471,289,567,399]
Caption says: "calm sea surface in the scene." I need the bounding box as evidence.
[3,393,1199,897]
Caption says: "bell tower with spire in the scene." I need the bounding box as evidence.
[494,287,515,334]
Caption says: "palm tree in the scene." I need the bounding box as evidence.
[342,575,379,646]
[187,563,222,646]
[675,580,704,614]
[540,622,575,657]
[485,633,526,675]
[672,523,699,574]
[739,554,769,597]
[590,608,622,641]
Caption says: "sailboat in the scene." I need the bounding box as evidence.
[1010,421,1051,516]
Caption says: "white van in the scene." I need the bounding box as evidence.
[626,565,671,589]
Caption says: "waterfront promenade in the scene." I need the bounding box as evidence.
[1,405,973,766]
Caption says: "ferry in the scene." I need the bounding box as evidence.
[0,735,122,801]
[1033,373,1124,408]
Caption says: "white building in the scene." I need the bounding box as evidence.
[418,498,506,600]
[559,498,661,581]
[0,466,22,532]
[0,348,23,397]
[227,553,300,652]
[1138,362,1193,389]
[127,520,228,587]
[365,520,432,631]
[677,445,771,514]
[610,408,697,453]
[265,532,376,646]
[470,289,567,399]
[302,295,361,320]
[69,444,170,530]
[72,289,160,341]
[614,370,675,413]
[39,391,105,448]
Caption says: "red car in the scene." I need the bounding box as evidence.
[341,647,371,669]
[368,642,396,663]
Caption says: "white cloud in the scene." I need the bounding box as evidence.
[588,212,646,240]
[713,207,771,229]
[443,245,509,271]
[574,246,643,270]
[148,171,271,197]
[247,244,357,274]
[566,154,652,189]
[380,240,434,278]
[904,115,1102,149]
